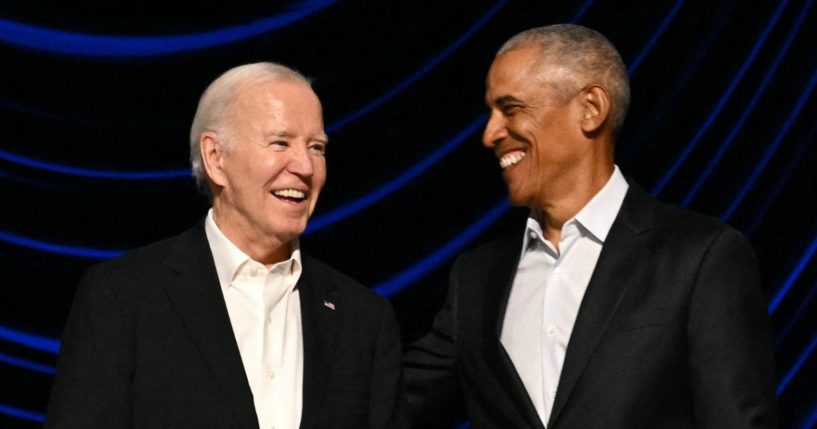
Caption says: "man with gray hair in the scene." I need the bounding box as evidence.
[46,62,408,429]
[405,24,776,428]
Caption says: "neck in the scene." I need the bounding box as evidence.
[538,158,614,247]
[212,204,291,265]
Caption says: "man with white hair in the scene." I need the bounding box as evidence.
[46,62,408,429]
[405,24,776,428]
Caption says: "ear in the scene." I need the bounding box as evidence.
[579,85,611,134]
[200,132,228,188]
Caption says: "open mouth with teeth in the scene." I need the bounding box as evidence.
[272,188,308,203]
[499,151,526,169]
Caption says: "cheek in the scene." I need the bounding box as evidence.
[313,160,328,189]
[509,117,544,142]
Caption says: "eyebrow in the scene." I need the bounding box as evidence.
[266,130,329,143]
[490,95,523,107]
[266,130,290,138]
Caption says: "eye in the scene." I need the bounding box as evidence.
[269,140,289,150]
[309,142,326,156]
[501,104,521,115]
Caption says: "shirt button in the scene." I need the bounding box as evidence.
[546,324,557,337]
[267,370,275,380]
[250,266,259,276]
[528,231,538,240]
[266,315,272,324]
[554,266,562,275]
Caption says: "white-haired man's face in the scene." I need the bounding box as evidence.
[202,79,327,262]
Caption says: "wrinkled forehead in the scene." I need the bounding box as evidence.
[228,79,327,139]
[234,78,321,110]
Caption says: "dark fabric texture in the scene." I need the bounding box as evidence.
[405,184,777,429]
[46,222,409,429]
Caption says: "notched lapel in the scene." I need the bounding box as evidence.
[298,258,340,428]
[159,224,259,428]
[547,185,654,427]
[480,234,546,429]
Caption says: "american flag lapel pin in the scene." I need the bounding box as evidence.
[323,300,336,311]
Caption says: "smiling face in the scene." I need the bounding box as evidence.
[483,47,588,209]
[204,78,327,262]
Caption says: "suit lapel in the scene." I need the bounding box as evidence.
[547,185,654,427]
[481,229,547,429]
[159,223,259,428]
[298,256,340,429]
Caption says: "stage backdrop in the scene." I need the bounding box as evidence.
[1,0,816,427]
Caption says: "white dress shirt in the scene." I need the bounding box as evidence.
[205,209,303,429]
[500,166,628,426]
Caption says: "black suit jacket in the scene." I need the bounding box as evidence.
[46,222,408,429]
[405,184,777,428]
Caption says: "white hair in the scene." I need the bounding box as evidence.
[189,62,312,196]
[498,24,630,134]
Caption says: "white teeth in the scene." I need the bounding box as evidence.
[499,151,526,169]
[273,189,306,199]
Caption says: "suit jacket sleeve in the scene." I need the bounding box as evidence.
[45,265,134,429]
[403,257,466,429]
[369,299,411,429]
[687,227,777,428]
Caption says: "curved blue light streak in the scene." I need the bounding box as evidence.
[307,115,486,234]
[374,199,510,297]
[0,325,60,354]
[768,229,817,314]
[626,0,684,75]
[0,230,124,260]
[650,0,791,196]
[777,330,817,395]
[0,205,511,350]
[799,401,817,429]
[0,1,502,179]
[721,64,817,220]
[0,351,56,375]
[0,0,337,58]
[4,0,670,347]
[774,280,817,348]
[680,0,812,207]
[325,0,507,133]
[745,121,817,237]
[570,0,597,23]
[623,0,734,162]
[0,96,177,130]
[0,149,191,180]
[0,116,484,257]
[0,402,45,423]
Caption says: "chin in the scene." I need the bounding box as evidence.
[267,219,307,240]
[506,192,531,208]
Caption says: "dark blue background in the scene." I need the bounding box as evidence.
[1,0,815,427]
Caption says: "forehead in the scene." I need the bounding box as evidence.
[229,79,326,139]
[486,48,548,98]
[489,47,539,79]
[233,79,321,113]
[486,48,573,104]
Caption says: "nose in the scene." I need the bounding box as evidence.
[286,145,315,178]
[482,110,507,150]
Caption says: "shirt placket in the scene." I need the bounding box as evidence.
[541,222,580,421]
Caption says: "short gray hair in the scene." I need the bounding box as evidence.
[189,62,312,195]
[498,24,630,134]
